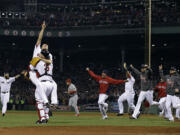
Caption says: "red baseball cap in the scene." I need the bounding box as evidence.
[66,78,71,83]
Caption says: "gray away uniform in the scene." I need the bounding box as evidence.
[131,67,159,119]
[159,70,180,121]
[68,83,79,115]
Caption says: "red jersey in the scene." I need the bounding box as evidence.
[88,70,125,94]
[154,82,167,99]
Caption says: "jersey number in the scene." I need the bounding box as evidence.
[44,64,50,73]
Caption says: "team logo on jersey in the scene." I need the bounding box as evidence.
[140,75,147,82]
[167,79,174,87]
[99,80,108,84]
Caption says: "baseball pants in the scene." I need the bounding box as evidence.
[175,96,180,119]
[158,97,166,116]
[166,95,180,121]
[118,92,135,114]
[132,90,159,118]
[41,80,58,120]
[98,94,108,118]
[69,95,79,114]
[29,71,48,104]
[1,92,10,114]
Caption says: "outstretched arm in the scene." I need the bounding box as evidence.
[107,77,127,85]
[14,71,26,80]
[86,67,101,82]
[130,64,141,76]
[36,21,46,46]
[159,65,166,80]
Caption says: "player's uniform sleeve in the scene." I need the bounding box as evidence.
[107,77,125,85]
[7,77,16,83]
[131,67,141,76]
[32,44,41,58]
[88,70,101,82]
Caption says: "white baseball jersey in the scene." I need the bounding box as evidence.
[30,44,53,81]
[68,83,77,96]
[0,77,15,92]
[125,75,135,94]
[68,83,77,92]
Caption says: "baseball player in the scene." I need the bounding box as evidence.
[159,65,180,121]
[130,64,159,119]
[117,63,135,116]
[86,67,127,120]
[0,72,22,116]
[154,78,167,117]
[66,79,79,116]
[28,21,58,124]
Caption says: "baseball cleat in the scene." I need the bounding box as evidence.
[2,113,5,117]
[102,115,108,120]
[168,119,174,122]
[36,120,41,124]
[41,119,47,124]
[129,116,136,119]
[117,113,123,116]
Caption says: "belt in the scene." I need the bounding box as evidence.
[1,91,8,94]
[41,80,52,83]
[39,74,52,77]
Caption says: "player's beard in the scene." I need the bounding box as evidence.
[5,76,9,79]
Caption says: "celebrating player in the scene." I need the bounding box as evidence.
[86,67,127,120]
[159,65,180,121]
[117,63,135,116]
[0,72,22,116]
[28,21,58,124]
[130,64,159,119]
[66,78,80,116]
[154,78,167,118]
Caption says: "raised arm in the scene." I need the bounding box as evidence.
[130,64,141,76]
[124,62,131,79]
[86,68,101,82]
[36,21,46,46]
[159,65,166,80]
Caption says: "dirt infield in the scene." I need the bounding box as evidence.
[1,126,180,135]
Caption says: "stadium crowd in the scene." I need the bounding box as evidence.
[0,1,179,28]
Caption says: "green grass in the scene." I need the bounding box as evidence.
[0,111,180,127]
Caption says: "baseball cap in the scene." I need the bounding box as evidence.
[66,78,71,83]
